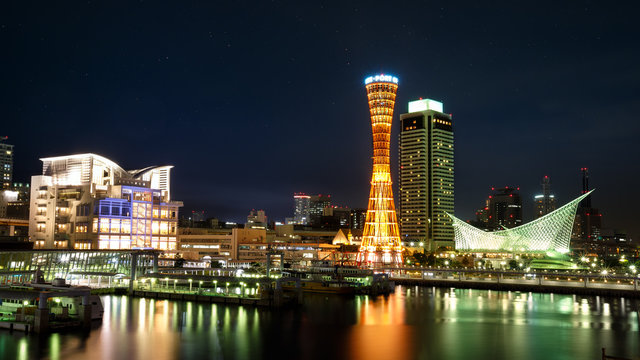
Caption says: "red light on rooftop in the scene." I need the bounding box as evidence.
[489,196,492,199]
[544,175,548,178]
[491,187,495,190]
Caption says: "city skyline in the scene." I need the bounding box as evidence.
[2,2,639,239]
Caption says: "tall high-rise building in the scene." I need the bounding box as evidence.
[350,208,367,230]
[246,209,267,229]
[486,187,522,230]
[309,194,331,226]
[573,167,601,241]
[28,153,182,250]
[357,74,403,266]
[293,193,311,224]
[0,137,13,189]
[534,175,556,219]
[398,99,454,250]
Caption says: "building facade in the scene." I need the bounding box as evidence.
[486,187,522,230]
[293,193,311,225]
[246,209,267,229]
[573,168,602,241]
[534,175,557,219]
[308,194,331,226]
[398,99,454,251]
[28,154,182,250]
[0,137,13,189]
[349,208,366,230]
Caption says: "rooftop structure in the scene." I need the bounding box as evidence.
[0,137,13,189]
[449,191,593,253]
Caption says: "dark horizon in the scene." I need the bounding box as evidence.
[2,1,639,238]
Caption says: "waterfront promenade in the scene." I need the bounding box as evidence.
[386,267,640,298]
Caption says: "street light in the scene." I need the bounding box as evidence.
[214,280,218,293]
[164,277,169,289]
[199,280,203,291]
[226,282,230,295]
[174,279,177,291]
[188,279,193,292]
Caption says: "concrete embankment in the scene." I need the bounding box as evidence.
[393,278,640,298]
[130,290,287,307]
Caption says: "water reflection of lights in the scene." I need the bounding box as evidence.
[580,299,590,315]
[138,298,146,332]
[49,333,60,360]
[350,291,411,360]
[17,337,28,360]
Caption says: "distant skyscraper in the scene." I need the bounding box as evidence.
[322,206,351,228]
[0,137,13,189]
[246,209,267,229]
[309,194,331,226]
[534,175,556,219]
[398,99,454,250]
[487,187,522,230]
[293,193,311,224]
[573,167,601,241]
[358,74,403,266]
[350,208,366,230]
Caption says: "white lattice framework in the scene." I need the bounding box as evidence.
[449,191,593,253]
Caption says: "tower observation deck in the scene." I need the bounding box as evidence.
[358,74,403,266]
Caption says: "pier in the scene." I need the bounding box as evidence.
[387,267,640,298]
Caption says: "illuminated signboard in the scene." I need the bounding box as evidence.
[364,74,399,85]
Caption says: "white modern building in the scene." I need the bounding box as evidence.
[29,153,182,250]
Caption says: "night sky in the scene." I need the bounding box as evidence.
[2,2,639,238]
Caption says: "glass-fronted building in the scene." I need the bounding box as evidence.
[29,154,182,250]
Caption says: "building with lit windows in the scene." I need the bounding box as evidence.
[309,194,331,226]
[293,193,311,224]
[573,167,601,241]
[246,209,267,229]
[486,187,522,230]
[399,99,454,251]
[534,176,556,219]
[28,153,182,250]
[450,191,593,253]
[350,208,366,230]
[0,137,13,189]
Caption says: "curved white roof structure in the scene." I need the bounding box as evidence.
[449,191,593,253]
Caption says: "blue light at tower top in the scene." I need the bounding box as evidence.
[364,74,399,85]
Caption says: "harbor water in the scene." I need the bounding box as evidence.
[0,286,638,360]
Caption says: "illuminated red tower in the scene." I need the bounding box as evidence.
[358,74,403,266]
